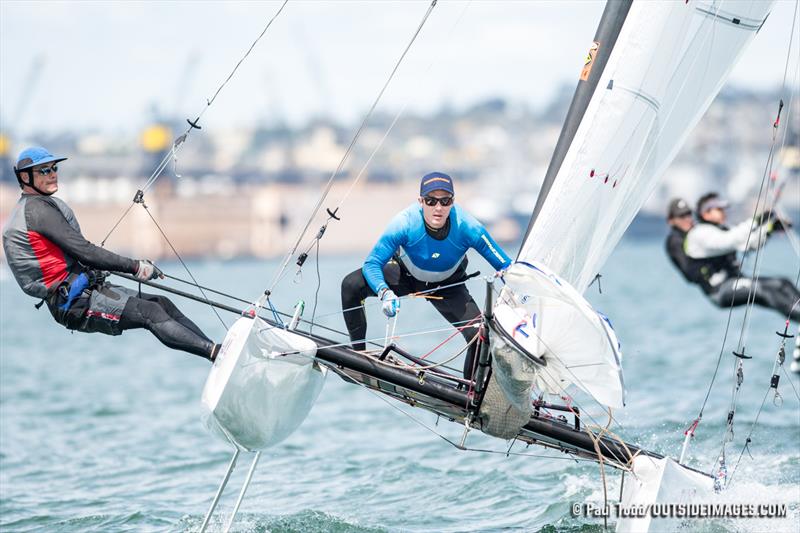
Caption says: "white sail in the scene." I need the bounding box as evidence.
[493,262,625,408]
[487,0,774,417]
[519,0,774,293]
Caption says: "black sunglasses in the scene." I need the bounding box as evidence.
[36,164,59,175]
[422,196,454,207]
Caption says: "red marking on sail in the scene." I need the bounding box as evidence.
[589,169,595,178]
[613,180,618,188]
[603,175,609,184]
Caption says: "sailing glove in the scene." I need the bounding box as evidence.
[379,288,400,318]
[135,260,164,281]
[768,218,791,234]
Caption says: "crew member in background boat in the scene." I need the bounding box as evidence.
[664,198,695,282]
[683,192,800,317]
[684,193,800,371]
[341,171,511,379]
[2,147,220,361]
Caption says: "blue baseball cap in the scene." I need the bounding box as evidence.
[15,146,68,171]
[420,172,454,196]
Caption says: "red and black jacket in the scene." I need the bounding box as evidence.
[2,194,138,299]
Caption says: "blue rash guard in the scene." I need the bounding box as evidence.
[363,203,511,294]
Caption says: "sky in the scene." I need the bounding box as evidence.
[1,0,798,138]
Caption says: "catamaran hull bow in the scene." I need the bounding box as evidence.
[201,316,327,451]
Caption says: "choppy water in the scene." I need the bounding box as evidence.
[1,239,799,532]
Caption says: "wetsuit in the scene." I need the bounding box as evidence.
[341,203,511,378]
[665,227,695,283]
[682,219,800,321]
[2,193,215,359]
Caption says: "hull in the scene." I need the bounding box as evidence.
[308,333,661,468]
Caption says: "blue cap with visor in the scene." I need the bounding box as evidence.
[15,146,68,171]
[420,172,454,196]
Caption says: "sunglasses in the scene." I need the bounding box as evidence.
[36,165,59,175]
[422,196,454,207]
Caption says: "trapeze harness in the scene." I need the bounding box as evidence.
[2,194,215,358]
[675,220,800,321]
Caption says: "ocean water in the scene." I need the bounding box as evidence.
[1,238,799,532]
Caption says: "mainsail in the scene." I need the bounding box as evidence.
[519,0,775,293]
[488,0,775,427]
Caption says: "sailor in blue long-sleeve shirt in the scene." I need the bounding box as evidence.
[341,172,511,379]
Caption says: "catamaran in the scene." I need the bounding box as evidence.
[101,1,797,531]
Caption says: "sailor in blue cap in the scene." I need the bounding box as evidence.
[340,172,511,379]
[3,147,220,361]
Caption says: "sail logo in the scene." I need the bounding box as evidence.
[580,41,599,81]
[513,313,536,339]
[431,252,440,259]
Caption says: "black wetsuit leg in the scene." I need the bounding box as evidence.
[341,261,482,378]
[118,292,214,359]
[427,283,482,379]
[138,292,211,340]
[709,276,800,321]
[341,262,411,351]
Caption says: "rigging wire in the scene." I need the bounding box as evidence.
[692,0,800,424]
[157,272,355,341]
[155,265,480,372]
[101,0,289,246]
[139,204,228,330]
[726,328,800,488]
[292,0,475,270]
[94,0,290,332]
[701,0,800,481]
[264,0,440,298]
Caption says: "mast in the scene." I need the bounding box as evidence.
[519,0,632,252]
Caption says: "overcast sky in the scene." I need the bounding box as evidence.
[1,0,798,137]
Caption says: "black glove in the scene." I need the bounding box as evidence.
[769,218,791,234]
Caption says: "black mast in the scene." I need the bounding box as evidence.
[518,0,633,253]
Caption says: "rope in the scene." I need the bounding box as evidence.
[418,316,482,361]
[401,327,480,371]
[325,276,477,321]
[310,239,322,334]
